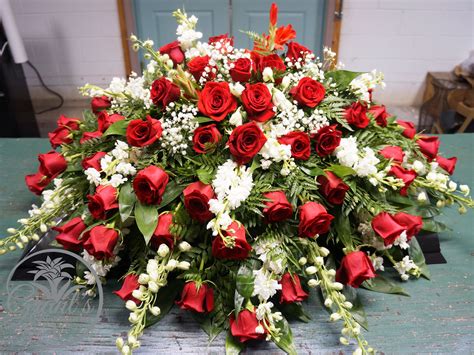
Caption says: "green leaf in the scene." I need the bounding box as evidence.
[409,237,431,280]
[193,312,225,342]
[225,331,245,355]
[362,275,410,296]
[135,201,159,244]
[403,204,440,218]
[342,286,368,330]
[421,218,449,233]
[278,302,311,323]
[236,264,254,298]
[103,119,128,136]
[145,278,183,327]
[197,168,214,185]
[272,318,297,355]
[234,291,245,317]
[196,116,215,124]
[334,211,353,247]
[386,192,415,207]
[119,182,137,222]
[326,165,356,178]
[326,70,363,89]
[301,166,325,177]
[157,180,186,210]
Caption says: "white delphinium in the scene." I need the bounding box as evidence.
[176,14,202,49]
[392,231,409,250]
[349,70,385,102]
[161,104,199,155]
[371,256,385,271]
[353,147,380,178]
[82,248,121,286]
[252,268,282,301]
[259,137,292,170]
[335,137,359,167]
[393,256,419,281]
[108,77,127,94]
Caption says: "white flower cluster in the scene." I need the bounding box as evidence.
[358,223,387,250]
[161,103,199,155]
[254,239,286,274]
[82,248,121,287]
[106,73,153,110]
[335,137,381,178]
[259,136,292,171]
[349,70,385,102]
[176,15,202,50]
[255,301,283,339]
[252,268,282,301]
[393,255,419,281]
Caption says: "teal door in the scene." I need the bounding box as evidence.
[134,0,326,55]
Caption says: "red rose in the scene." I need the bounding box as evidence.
[57,115,80,130]
[253,53,286,74]
[91,96,111,114]
[279,273,308,303]
[159,40,185,66]
[38,151,67,178]
[368,105,390,127]
[198,81,237,122]
[263,191,293,223]
[126,115,163,147]
[388,165,417,196]
[183,181,215,222]
[82,151,107,171]
[83,225,119,260]
[230,58,252,82]
[241,83,275,122]
[52,217,87,251]
[228,122,267,164]
[298,202,334,238]
[417,135,440,161]
[151,212,175,249]
[192,124,222,154]
[176,282,214,313]
[393,212,423,240]
[208,33,234,48]
[277,131,311,160]
[290,77,325,108]
[150,77,181,109]
[97,111,125,133]
[379,146,404,163]
[317,171,349,205]
[114,274,140,303]
[188,55,214,82]
[436,155,457,175]
[133,165,169,205]
[25,172,51,195]
[48,126,73,148]
[345,102,369,129]
[80,130,102,143]
[371,212,405,246]
[397,120,416,139]
[312,125,342,157]
[286,41,312,63]
[336,251,376,288]
[87,185,119,220]
[212,221,251,260]
[230,309,266,343]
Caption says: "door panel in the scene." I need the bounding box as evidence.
[232,0,326,55]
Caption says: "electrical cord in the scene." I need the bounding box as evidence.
[26,61,64,114]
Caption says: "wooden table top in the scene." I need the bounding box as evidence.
[0,136,473,353]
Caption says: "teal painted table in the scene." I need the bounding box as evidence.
[0,136,473,353]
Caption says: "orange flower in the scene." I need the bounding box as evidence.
[270,3,278,26]
[274,24,296,50]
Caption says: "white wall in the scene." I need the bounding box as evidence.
[338,0,473,106]
[11,0,125,100]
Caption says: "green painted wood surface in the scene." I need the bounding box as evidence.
[0,136,473,353]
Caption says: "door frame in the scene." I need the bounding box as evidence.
[117,0,342,75]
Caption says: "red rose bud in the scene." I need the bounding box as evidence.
[379,146,405,163]
[388,165,417,196]
[317,171,349,205]
[52,217,87,251]
[188,55,214,82]
[263,191,293,223]
[150,77,181,109]
[371,212,405,246]
[336,251,376,288]
[126,116,163,147]
[312,124,342,157]
[277,131,311,160]
[392,212,422,240]
[82,151,107,171]
[286,41,312,63]
[228,122,267,164]
[159,40,185,66]
[80,130,102,143]
[212,221,251,260]
[290,77,325,108]
[241,83,275,122]
[97,111,125,133]
[270,2,278,26]
[48,126,73,148]
[83,225,119,260]
[298,202,334,238]
[397,119,416,139]
[436,155,457,175]
[230,58,252,82]
[91,96,111,114]
[345,102,370,129]
[183,181,215,222]
[57,115,80,130]
[230,309,266,343]
[417,136,440,161]
[133,165,169,205]
[368,105,390,127]
[192,124,222,154]
[38,151,67,178]
[280,273,308,303]
[113,274,140,303]
[176,282,214,313]
[151,212,175,249]
[25,172,51,195]
[87,185,119,220]
[198,81,237,122]
[208,33,234,47]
